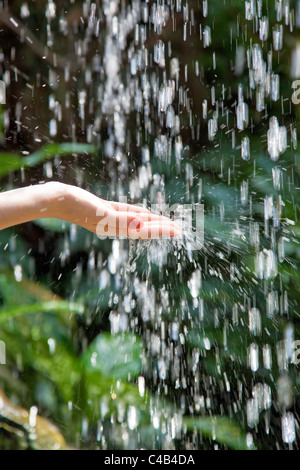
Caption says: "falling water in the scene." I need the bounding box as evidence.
[0,0,299,451]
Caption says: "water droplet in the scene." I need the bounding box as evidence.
[241,136,250,160]
[273,24,283,51]
[282,412,296,444]
[267,116,287,161]
[248,343,259,372]
[203,26,211,48]
[29,406,38,428]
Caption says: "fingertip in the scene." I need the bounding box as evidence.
[130,217,144,232]
[173,230,182,238]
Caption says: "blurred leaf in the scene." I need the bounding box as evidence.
[33,218,72,233]
[82,332,143,380]
[24,143,96,168]
[0,301,84,323]
[184,416,248,450]
[0,143,96,178]
[0,153,24,177]
[0,269,84,321]
[34,342,81,403]
[0,269,60,305]
[84,370,148,415]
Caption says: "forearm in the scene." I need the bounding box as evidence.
[0,182,68,230]
[0,182,179,238]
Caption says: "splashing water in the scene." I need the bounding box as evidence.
[0,0,299,452]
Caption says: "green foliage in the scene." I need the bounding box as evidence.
[82,332,143,380]
[184,416,248,451]
[0,0,299,452]
[0,143,96,178]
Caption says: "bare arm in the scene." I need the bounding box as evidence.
[0,182,180,239]
[0,183,61,229]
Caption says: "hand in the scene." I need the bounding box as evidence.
[58,184,181,240]
[0,182,181,240]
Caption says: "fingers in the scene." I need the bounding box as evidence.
[126,211,182,238]
[95,206,182,240]
[103,200,181,233]
[124,210,180,227]
[97,208,179,229]
[96,210,143,237]
[136,222,181,240]
[103,219,181,240]
[104,223,180,239]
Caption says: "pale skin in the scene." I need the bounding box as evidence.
[0,182,181,239]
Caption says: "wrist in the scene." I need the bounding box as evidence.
[0,182,72,231]
[37,182,71,220]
